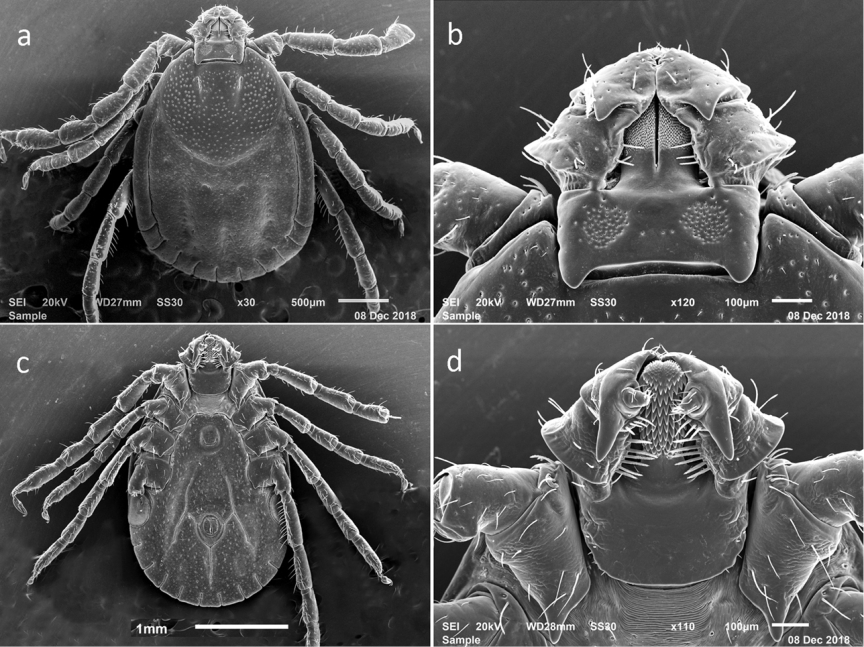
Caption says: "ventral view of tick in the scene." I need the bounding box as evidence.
[11,333,413,646]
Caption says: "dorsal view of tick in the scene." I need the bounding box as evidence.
[10,333,411,646]
[0,5,421,322]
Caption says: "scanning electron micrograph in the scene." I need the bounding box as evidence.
[0,326,430,646]
[433,0,863,323]
[433,326,863,646]
[0,0,429,323]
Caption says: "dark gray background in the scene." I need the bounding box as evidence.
[0,325,430,645]
[433,0,864,309]
[433,324,863,598]
[0,0,430,323]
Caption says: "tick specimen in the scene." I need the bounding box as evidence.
[11,333,410,646]
[434,46,862,322]
[435,346,863,646]
[1,6,421,322]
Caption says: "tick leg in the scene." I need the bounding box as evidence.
[47,111,140,231]
[82,170,132,323]
[261,399,410,492]
[26,426,153,585]
[763,155,863,263]
[11,366,157,517]
[40,399,170,520]
[741,451,863,640]
[468,190,556,270]
[435,462,590,642]
[288,442,395,586]
[126,422,176,495]
[262,361,391,423]
[255,21,413,58]
[300,103,404,233]
[314,164,382,313]
[281,71,420,141]
[270,459,320,646]
[0,34,186,163]
[433,161,538,258]
[435,588,537,647]
[19,83,151,192]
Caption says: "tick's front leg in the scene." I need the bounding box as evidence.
[435,462,590,644]
[252,21,414,58]
[434,162,553,263]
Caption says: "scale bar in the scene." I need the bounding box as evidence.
[195,624,289,630]
[771,298,813,303]
[772,623,809,627]
[338,298,390,303]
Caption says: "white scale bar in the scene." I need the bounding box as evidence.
[195,624,289,630]
[772,623,809,627]
[338,298,390,303]
[771,298,813,303]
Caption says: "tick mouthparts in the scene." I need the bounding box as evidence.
[700,404,735,460]
[592,351,738,463]
[208,17,232,40]
[667,353,738,460]
[596,409,624,463]
[587,350,654,462]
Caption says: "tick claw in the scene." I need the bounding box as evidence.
[12,496,27,516]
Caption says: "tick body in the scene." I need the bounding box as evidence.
[1,5,423,322]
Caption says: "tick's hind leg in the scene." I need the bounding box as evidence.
[287,442,395,585]
[300,103,405,235]
[281,71,420,141]
[250,418,399,591]
[27,426,152,585]
[264,456,320,646]
[314,164,381,313]
[82,170,132,323]
[11,367,157,517]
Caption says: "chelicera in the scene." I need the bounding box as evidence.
[11,333,411,646]
[0,6,421,322]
